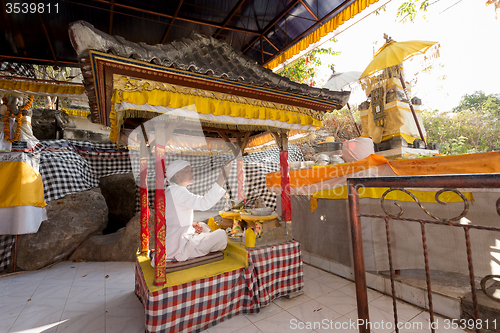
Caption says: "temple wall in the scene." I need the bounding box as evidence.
[283,192,500,278]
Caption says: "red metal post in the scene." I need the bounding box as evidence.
[279,150,292,221]
[139,156,150,253]
[154,144,167,286]
[348,181,370,333]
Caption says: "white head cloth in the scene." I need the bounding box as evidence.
[166,160,190,181]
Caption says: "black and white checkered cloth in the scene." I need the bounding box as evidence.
[0,140,133,270]
[0,235,15,272]
[1,140,303,271]
[243,146,304,164]
[130,152,233,212]
[30,139,302,209]
[33,140,132,203]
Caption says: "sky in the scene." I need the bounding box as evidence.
[314,0,500,112]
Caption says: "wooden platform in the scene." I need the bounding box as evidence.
[135,241,304,333]
[165,251,224,273]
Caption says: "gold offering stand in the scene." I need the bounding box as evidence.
[240,212,279,238]
[219,210,243,234]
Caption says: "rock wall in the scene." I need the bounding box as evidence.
[99,173,137,233]
[31,107,57,140]
[16,188,108,271]
[70,210,155,262]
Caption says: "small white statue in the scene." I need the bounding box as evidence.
[1,93,38,151]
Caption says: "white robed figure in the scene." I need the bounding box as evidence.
[152,159,231,266]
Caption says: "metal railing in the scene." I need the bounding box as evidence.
[348,173,500,333]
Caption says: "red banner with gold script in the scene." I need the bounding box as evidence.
[139,157,150,253]
[280,150,292,221]
[154,145,167,286]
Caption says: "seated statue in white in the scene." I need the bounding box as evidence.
[0,94,38,151]
[151,159,232,267]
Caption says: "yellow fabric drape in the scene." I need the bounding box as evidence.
[0,161,47,208]
[267,152,500,188]
[265,0,380,70]
[0,79,85,96]
[310,196,318,212]
[267,154,389,188]
[61,108,91,117]
[267,151,500,203]
[246,129,309,149]
[360,100,427,144]
[109,89,323,142]
[387,151,500,176]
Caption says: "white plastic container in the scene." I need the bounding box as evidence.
[342,137,375,162]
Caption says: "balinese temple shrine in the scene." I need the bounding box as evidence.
[358,66,440,159]
[68,20,350,332]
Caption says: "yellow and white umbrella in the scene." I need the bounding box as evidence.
[360,36,439,143]
[360,39,438,79]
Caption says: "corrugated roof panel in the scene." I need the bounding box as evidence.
[0,0,366,67]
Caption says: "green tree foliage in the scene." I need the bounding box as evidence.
[31,65,76,108]
[277,47,339,86]
[396,0,429,23]
[422,92,500,155]
[397,0,498,23]
[452,91,500,115]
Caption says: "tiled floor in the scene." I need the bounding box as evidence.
[0,262,467,333]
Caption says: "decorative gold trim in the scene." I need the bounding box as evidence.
[113,75,324,121]
[61,108,91,117]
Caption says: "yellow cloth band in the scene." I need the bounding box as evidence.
[265,0,380,70]
[109,88,322,142]
[267,152,500,203]
[0,78,85,96]
[0,161,47,208]
[312,186,474,203]
[61,108,91,117]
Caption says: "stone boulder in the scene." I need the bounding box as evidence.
[31,107,57,140]
[99,173,136,233]
[16,188,108,271]
[70,210,155,262]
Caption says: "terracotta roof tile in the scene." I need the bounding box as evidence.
[69,20,349,107]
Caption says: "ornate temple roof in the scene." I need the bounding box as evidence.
[69,21,349,106]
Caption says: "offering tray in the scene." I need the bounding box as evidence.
[239,212,278,221]
[219,210,241,219]
[240,212,278,237]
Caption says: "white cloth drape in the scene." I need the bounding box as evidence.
[164,183,227,262]
[0,206,47,234]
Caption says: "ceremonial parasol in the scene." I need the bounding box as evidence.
[323,69,362,136]
[323,70,362,91]
[360,35,439,144]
